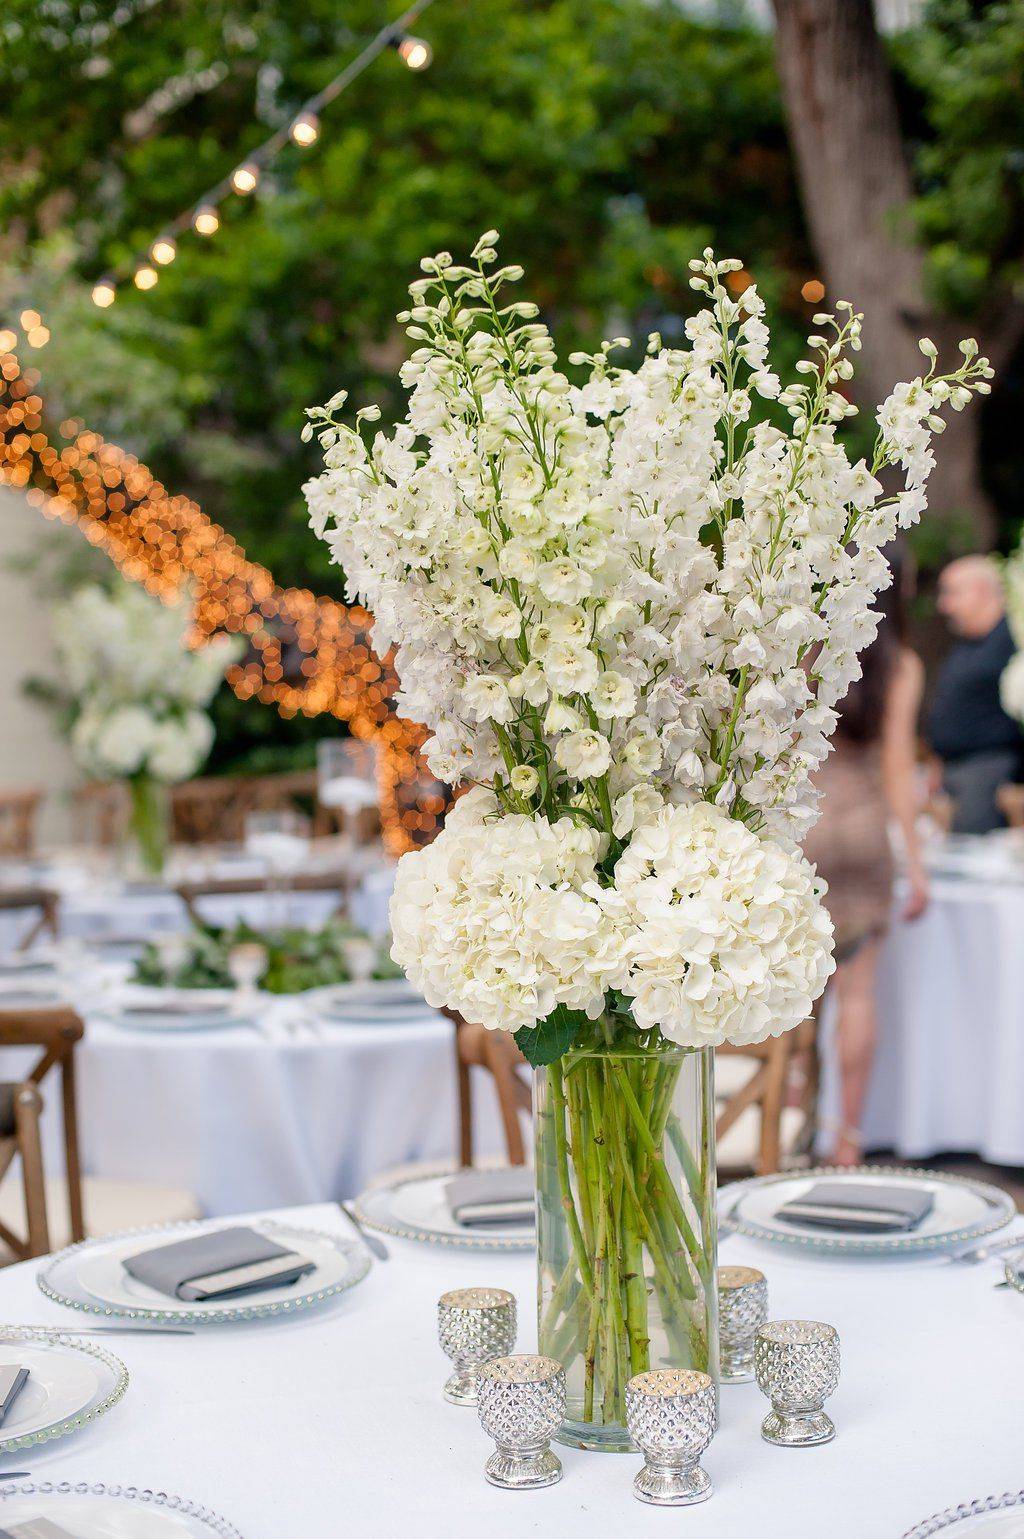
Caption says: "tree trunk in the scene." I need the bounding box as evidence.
[770,0,1013,548]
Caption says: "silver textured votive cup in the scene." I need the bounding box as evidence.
[624,1368,717,1507]
[718,1265,769,1384]
[437,1287,517,1406]
[754,1319,841,1447]
[477,1354,566,1490]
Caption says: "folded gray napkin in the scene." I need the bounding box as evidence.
[446,1167,535,1228]
[776,1181,934,1233]
[0,1365,28,1427]
[123,1226,315,1301]
[0,1520,81,1539]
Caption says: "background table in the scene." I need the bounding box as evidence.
[60,1003,461,1211]
[0,1200,1020,1536]
[821,875,1024,1165]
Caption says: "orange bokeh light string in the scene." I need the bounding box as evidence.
[0,343,442,854]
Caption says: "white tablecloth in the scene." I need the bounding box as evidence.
[822,877,1024,1165]
[0,1201,1020,1536]
[59,1003,460,1211]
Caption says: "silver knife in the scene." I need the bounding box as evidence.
[339,1201,388,1261]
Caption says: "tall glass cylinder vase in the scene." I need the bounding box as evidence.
[535,1037,718,1452]
[124,772,170,879]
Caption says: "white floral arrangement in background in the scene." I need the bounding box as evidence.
[306,233,991,1062]
[1000,547,1024,724]
[54,579,240,786]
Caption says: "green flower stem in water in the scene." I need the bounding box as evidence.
[126,773,169,877]
[537,1040,716,1446]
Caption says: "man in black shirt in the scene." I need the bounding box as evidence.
[927,556,1024,834]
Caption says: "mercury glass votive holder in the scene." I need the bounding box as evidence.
[437,1287,517,1406]
[477,1354,566,1490]
[718,1265,769,1383]
[754,1319,841,1447]
[624,1369,717,1507]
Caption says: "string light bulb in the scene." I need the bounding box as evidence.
[133,265,159,291]
[290,113,320,147]
[395,33,432,70]
[192,204,220,236]
[0,344,439,855]
[801,279,826,304]
[231,163,259,195]
[91,280,117,308]
[0,330,15,352]
[20,310,41,331]
[151,237,177,266]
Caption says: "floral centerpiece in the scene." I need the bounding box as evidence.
[304,233,991,1447]
[53,580,240,874]
[1000,547,1024,725]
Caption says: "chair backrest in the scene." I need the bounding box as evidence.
[171,771,333,845]
[0,887,60,951]
[174,868,351,924]
[0,789,43,857]
[0,1006,85,1257]
[450,1014,531,1167]
[450,1013,813,1177]
[715,1031,800,1176]
[71,782,126,849]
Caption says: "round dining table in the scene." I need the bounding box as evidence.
[0,1200,1019,1536]
[820,864,1024,1166]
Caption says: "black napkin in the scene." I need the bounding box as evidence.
[123,1226,315,1301]
[776,1180,934,1233]
[0,1366,28,1427]
[446,1168,535,1228]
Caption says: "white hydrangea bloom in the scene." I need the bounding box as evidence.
[1000,649,1024,725]
[598,802,835,1048]
[389,789,622,1033]
[53,579,240,785]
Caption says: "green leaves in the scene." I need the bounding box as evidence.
[514,1006,587,1067]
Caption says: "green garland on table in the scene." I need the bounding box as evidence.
[133,918,402,994]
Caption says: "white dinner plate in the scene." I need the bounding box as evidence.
[351,1168,535,1251]
[105,989,248,1033]
[39,1220,370,1324]
[308,980,428,1024]
[0,1484,242,1537]
[0,1329,128,1454]
[720,1165,1015,1257]
[903,1492,1024,1538]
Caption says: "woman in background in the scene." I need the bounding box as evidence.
[803,553,928,1166]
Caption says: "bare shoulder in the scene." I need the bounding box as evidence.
[889,646,925,712]
[895,646,925,690]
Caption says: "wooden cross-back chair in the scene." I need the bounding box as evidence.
[451,1011,819,1177]
[0,1007,84,1259]
[0,789,43,858]
[450,1013,532,1167]
[175,868,353,926]
[171,771,337,846]
[0,887,60,952]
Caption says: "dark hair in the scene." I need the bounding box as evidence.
[834,547,908,746]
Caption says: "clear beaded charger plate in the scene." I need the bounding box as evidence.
[305,980,430,1025]
[351,1169,535,1251]
[0,1481,243,1537]
[903,1490,1024,1537]
[38,1220,370,1325]
[0,1328,128,1453]
[718,1166,1015,1257]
